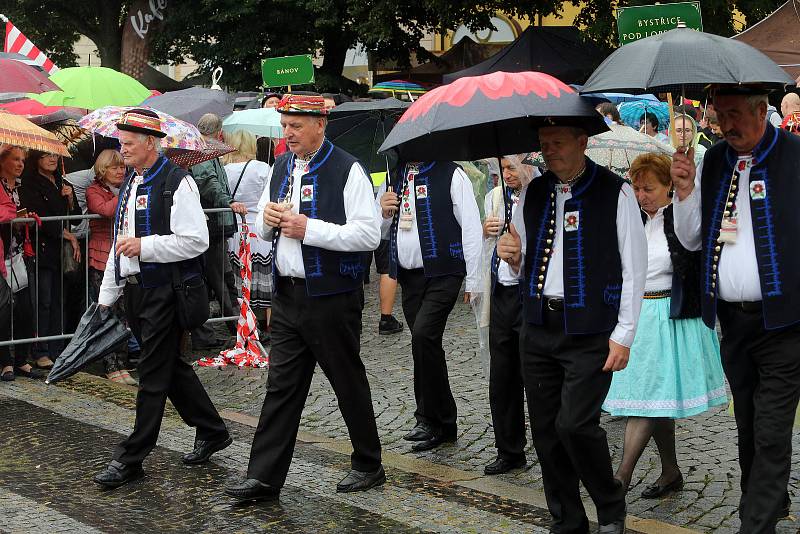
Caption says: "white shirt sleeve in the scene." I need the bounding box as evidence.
[139,176,209,263]
[610,183,648,348]
[450,168,483,293]
[672,162,703,252]
[302,162,382,252]
[97,247,125,306]
[255,165,275,242]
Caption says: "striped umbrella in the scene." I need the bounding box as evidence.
[0,110,69,156]
[197,220,269,369]
[368,80,427,100]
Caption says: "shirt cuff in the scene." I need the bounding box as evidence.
[139,235,156,262]
[610,326,634,348]
[672,186,699,207]
[98,284,123,307]
[302,218,326,247]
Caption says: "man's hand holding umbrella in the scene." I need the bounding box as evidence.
[671,147,696,201]
[497,224,521,270]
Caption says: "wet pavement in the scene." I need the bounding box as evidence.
[1,273,799,533]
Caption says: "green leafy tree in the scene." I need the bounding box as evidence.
[0,0,80,66]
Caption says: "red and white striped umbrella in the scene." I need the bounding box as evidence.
[197,221,269,369]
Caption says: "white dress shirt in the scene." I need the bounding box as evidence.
[381,167,483,293]
[255,158,381,279]
[642,207,673,292]
[511,181,647,347]
[484,187,522,286]
[98,174,209,306]
[672,157,762,302]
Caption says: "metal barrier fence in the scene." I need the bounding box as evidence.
[0,207,242,348]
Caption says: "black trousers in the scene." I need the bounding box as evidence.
[397,268,462,434]
[247,280,381,487]
[717,301,800,533]
[520,308,625,533]
[114,282,229,465]
[489,283,526,461]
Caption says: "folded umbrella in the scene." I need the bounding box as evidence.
[47,303,131,384]
[580,25,796,95]
[144,87,234,126]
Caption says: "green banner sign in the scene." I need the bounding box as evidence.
[261,54,315,88]
[617,2,703,46]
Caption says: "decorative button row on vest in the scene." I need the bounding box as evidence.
[535,195,557,299]
[709,173,738,297]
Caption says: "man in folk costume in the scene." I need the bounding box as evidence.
[672,86,800,532]
[481,154,538,475]
[379,160,482,452]
[225,95,384,501]
[94,109,232,488]
[498,122,647,534]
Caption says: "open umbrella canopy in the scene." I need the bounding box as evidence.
[222,108,283,138]
[0,110,69,156]
[618,100,671,131]
[0,98,76,116]
[144,86,234,125]
[327,98,409,175]
[379,71,608,162]
[369,80,427,100]
[581,26,796,95]
[31,67,151,110]
[79,106,206,151]
[166,138,235,168]
[29,110,89,152]
[0,58,60,93]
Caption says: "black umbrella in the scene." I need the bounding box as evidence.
[143,87,234,125]
[378,71,608,161]
[379,71,607,233]
[327,98,410,179]
[581,25,796,95]
[47,303,131,384]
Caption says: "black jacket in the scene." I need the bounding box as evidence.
[19,172,80,267]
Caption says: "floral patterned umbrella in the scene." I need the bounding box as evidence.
[166,139,235,168]
[78,106,206,150]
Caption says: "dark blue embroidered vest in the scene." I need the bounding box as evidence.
[522,158,624,333]
[699,125,800,329]
[388,161,466,280]
[114,156,202,289]
[269,139,368,297]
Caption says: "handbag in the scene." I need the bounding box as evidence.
[3,252,28,292]
[164,168,210,330]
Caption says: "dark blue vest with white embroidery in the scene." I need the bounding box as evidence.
[699,124,800,330]
[387,161,466,280]
[113,156,202,289]
[522,158,624,333]
[269,140,368,296]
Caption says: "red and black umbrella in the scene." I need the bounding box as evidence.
[378,70,608,162]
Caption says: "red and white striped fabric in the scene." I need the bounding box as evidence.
[197,222,269,369]
[2,15,58,74]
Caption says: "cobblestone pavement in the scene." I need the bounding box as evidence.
[193,273,800,533]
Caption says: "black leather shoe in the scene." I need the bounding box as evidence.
[93,460,144,488]
[336,466,386,493]
[182,436,233,465]
[484,456,526,475]
[378,315,403,335]
[224,478,280,502]
[403,424,434,442]
[411,431,456,452]
[597,519,626,534]
[640,475,683,499]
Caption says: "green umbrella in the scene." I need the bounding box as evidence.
[29,66,151,110]
[222,108,283,138]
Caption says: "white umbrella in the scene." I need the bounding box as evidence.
[222,108,283,138]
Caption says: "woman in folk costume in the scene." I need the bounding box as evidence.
[603,153,726,498]
[478,154,538,475]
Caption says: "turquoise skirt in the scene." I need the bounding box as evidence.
[603,296,727,418]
